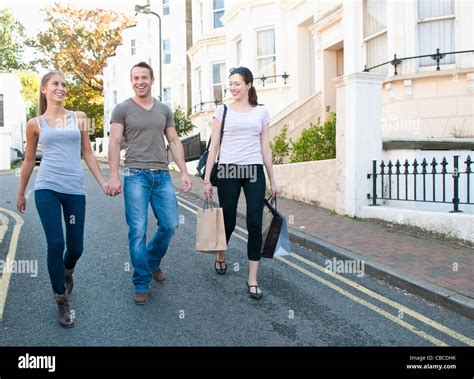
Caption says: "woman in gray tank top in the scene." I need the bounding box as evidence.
[16,70,109,328]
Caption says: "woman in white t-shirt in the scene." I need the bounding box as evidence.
[203,66,279,300]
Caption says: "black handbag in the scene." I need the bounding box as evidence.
[261,196,284,258]
[196,104,227,186]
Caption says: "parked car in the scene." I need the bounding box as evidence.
[35,145,43,163]
[10,148,23,164]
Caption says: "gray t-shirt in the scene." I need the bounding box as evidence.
[110,98,175,170]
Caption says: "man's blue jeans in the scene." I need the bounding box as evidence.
[123,168,178,293]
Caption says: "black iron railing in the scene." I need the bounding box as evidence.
[364,49,474,75]
[253,72,289,87]
[192,72,290,114]
[367,155,473,212]
[192,100,223,114]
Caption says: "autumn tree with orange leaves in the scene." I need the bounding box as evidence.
[29,4,134,138]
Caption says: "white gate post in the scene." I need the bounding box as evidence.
[334,72,386,216]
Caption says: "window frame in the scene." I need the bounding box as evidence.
[163,87,172,106]
[163,39,171,65]
[212,0,225,29]
[255,27,277,85]
[363,0,388,74]
[416,0,456,70]
[235,36,242,67]
[199,1,204,35]
[195,67,202,105]
[163,0,170,16]
[211,61,225,102]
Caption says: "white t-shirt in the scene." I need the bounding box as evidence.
[213,104,271,165]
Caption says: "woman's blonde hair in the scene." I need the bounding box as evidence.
[38,70,65,116]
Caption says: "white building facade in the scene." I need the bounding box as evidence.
[0,74,26,170]
[187,0,473,241]
[188,0,327,142]
[101,0,189,157]
[102,0,474,241]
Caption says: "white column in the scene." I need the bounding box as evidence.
[402,0,417,75]
[457,0,474,69]
[310,26,323,95]
[334,72,386,217]
[343,0,364,75]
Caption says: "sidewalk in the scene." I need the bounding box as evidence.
[171,170,474,319]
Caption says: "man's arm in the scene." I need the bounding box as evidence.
[108,122,125,195]
[164,127,191,192]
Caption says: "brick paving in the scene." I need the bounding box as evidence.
[172,171,473,300]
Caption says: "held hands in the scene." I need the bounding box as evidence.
[101,182,110,195]
[106,177,122,197]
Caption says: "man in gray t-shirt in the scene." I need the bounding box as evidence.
[107,62,191,305]
[110,98,174,171]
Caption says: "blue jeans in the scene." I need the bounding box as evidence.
[123,168,178,292]
[35,189,86,294]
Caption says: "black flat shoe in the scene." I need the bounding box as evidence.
[247,282,263,300]
[214,260,227,275]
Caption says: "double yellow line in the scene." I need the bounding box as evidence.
[177,194,474,347]
[0,208,25,321]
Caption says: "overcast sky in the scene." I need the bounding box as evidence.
[3,0,137,36]
[2,0,140,72]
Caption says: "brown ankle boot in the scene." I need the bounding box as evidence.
[65,268,74,294]
[54,293,74,328]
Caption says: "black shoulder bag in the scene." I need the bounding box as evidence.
[196,104,228,186]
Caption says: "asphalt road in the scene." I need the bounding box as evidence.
[0,166,473,348]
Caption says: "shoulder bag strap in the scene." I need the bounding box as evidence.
[216,105,227,161]
[219,104,227,143]
[205,104,227,151]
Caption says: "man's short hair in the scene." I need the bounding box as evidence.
[130,62,154,79]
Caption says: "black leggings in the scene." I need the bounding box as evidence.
[217,164,266,261]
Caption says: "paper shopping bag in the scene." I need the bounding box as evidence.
[195,201,227,253]
[273,210,290,257]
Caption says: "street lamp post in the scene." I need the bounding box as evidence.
[135,4,162,101]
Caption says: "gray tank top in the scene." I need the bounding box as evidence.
[34,111,85,195]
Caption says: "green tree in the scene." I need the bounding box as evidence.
[173,105,196,137]
[18,71,40,119]
[289,107,336,163]
[0,9,29,71]
[29,4,133,93]
[270,125,290,164]
[28,4,133,139]
[64,79,104,140]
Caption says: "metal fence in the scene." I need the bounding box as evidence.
[367,155,473,212]
[192,101,222,114]
[364,48,474,75]
[191,73,290,114]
